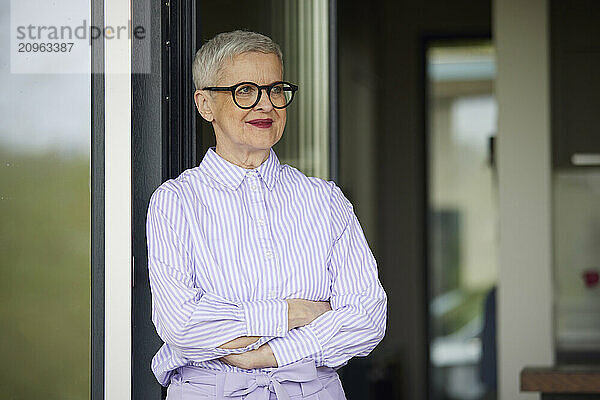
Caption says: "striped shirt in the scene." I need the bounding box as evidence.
[146,147,387,387]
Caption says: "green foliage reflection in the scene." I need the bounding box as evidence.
[0,150,90,399]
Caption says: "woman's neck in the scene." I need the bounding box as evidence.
[214,145,270,169]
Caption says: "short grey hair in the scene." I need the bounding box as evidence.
[192,30,283,90]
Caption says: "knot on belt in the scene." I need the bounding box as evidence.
[223,359,329,400]
[254,374,270,388]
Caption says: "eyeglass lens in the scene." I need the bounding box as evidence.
[233,83,294,108]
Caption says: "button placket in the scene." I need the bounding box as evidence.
[244,171,280,299]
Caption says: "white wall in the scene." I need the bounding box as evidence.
[494,0,555,399]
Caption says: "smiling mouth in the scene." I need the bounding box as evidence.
[247,119,273,128]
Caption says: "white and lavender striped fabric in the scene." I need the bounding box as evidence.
[146,147,387,387]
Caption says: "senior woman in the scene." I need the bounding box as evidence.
[146,30,387,400]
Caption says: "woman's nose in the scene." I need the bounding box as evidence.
[254,88,274,111]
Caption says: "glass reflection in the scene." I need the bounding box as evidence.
[427,42,498,400]
[0,1,91,398]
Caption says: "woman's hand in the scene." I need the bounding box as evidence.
[286,299,332,330]
[218,336,261,349]
[220,343,278,369]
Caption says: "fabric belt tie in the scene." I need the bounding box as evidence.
[222,359,332,400]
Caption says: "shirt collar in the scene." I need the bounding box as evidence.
[199,147,281,191]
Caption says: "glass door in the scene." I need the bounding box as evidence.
[426,40,498,400]
[2,0,92,398]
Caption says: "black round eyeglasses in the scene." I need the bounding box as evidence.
[202,81,298,109]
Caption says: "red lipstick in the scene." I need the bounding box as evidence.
[247,119,273,128]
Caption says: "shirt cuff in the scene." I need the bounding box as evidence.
[268,326,323,367]
[240,298,288,337]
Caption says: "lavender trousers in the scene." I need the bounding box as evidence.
[165,359,347,400]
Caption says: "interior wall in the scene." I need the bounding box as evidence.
[338,1,491,399]
[494,1,554,400]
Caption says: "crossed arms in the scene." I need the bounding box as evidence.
[146,184,387,370]
[218,299,332,369]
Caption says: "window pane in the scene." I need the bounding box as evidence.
[1,1,91,398]
[271,0,329,179]
[427,41,498,400]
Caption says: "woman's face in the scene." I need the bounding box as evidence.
[198,51,286,160]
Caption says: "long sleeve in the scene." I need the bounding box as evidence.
[146,186,289,362]
[268,184,387,367]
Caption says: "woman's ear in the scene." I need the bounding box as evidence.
[194,90,214,122]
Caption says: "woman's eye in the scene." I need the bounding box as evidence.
[237,85,255,95]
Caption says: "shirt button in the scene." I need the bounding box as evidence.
[257,218,265,226]
[265,250,273,259]
[276,326,282,333]
[251,184,258,191]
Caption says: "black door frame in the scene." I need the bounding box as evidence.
[130,1,193,400]
[91,0,104,397]
[132,0,198,398]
